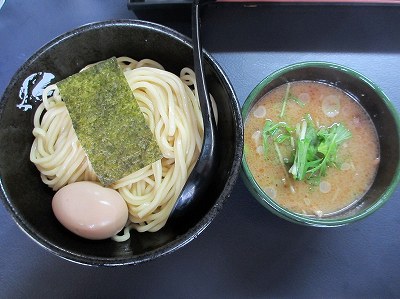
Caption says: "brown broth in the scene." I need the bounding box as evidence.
[244,81,380,217]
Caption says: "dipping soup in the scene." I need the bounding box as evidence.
[244,81,380,217]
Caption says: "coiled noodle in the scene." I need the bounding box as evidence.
[30,57,215,241]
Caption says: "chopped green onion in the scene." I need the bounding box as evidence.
[279,84,306,118]
[261,113,352,185]
[279,83,291,118]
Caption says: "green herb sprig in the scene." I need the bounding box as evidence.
[279,83,306,118]
[262,114,352,184]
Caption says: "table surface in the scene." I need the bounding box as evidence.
[1,1,400,298]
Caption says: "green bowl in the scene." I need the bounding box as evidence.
[241,61,400,226]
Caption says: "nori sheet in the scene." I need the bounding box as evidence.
[58,57,162,186]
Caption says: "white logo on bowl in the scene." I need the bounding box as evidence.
[17,72,55,111]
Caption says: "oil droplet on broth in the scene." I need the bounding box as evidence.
[319,181,332,193]
[256,145,264,155]
[264,187,277,199]
[252,130,261,146]
[253,105,266,118]
[322,94,340,118]
[298,92,311,105]
[340,162,351,171]
[303,197,311,206]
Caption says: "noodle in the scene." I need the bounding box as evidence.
[30,57,214,239]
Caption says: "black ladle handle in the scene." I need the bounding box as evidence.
[192,0,213,122]
[168,0,218,223]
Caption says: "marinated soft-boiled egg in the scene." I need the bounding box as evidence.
[52,181,129,240]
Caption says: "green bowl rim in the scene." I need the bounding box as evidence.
[241,61,400,226]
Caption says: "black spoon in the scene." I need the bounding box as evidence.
[168,0,218,223]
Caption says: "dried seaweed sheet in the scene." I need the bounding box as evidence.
[58,57,162,185]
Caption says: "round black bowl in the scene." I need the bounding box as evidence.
[0,20,243,266]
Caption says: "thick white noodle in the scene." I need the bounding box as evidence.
[30,57,215,239]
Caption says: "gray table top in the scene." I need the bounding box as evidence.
[1,1,399,298]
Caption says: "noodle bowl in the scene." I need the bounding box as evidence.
[0,20,243,265]
[30,57,215,239]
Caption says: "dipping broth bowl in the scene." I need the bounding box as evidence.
[241,61,400,226]
[0,20,244,266]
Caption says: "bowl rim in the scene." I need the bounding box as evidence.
[241,61,400,227]
[0,19,244,265]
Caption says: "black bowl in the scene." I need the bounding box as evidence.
[0,20,243,266]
